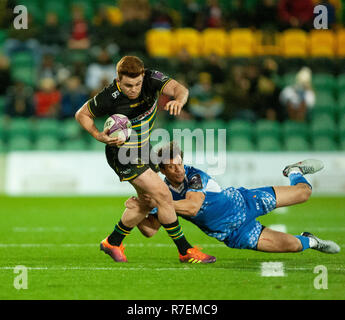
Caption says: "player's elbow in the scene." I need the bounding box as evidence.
[189,204,201,216]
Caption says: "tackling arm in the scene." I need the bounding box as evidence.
[173,191,205,217]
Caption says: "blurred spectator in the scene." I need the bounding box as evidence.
[181,0,201,28]
[203,54,226,85]
[68,5,91,50]
[4,14,41,63]
[254,0,278,30]
[0,0,15,29]
[278,0,314,30]
[223,0,252,29]
[255,58,284,121]
[204,0,223,28]
[171,48,198,86]
[38,12,67,56]
[222,65,257,121]
[37,54,60,84]
[189,72,224,120]
[117,0,151,54]
[5,81,34,118]
[60,76,88,119]
[85,48,116,95]
[0,55,12,96]
[34,78,61,118]
[150,0,174,29]
[90,6,120,55]
[279,67,315,122]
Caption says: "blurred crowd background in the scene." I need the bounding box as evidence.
[0,0,345,152]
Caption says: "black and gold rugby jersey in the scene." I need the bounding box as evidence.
[87,69,171,149]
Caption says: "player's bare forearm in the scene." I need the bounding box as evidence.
[75,102,122,146]
[162,79,189,116]
[75,102,99,138]
[173,199,200,216]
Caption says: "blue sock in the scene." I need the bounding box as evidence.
[289,172,312,189]
[294,235,310,251]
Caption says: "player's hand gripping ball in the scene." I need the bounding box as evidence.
[104,114,132,142]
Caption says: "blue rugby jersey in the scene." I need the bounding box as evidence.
[152,165,249,242]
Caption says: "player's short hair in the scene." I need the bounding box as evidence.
[116,56,145,80]
[156,141,184,169]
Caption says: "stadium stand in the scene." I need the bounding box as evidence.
[1,0,345,152]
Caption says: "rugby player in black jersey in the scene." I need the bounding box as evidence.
[75,56,215,263]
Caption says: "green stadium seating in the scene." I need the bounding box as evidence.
[311,92,337,118]
[310,114,337,139]
[337,74,345,93]
[282,120,308,139]
[0,30,7,46]
[35,136,60,151]
[7,136,33,151]
[338,114,345,140]
[0,140,6,153]
[228,136,255,151]
[60,138,89,151]
[7,118,34,140]
[89,138,105,151]
[312,73,336,93]
[0,95,6,114]
[59,118,83,140]
[34,119,60,139]
[11,66,36,87]
[227,119,253,140]
[312,136,338,151]
[284,136,310,151]
[255,120,281,139]
[10,51,35,67]
[257,136,282,152]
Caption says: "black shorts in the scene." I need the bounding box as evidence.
[105,144,160,182]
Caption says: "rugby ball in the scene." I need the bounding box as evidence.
[104,114,132,141]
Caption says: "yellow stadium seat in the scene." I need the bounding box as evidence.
[309,30,336,57]
[227,29,256,57]
[173,28,201,57]
[336,29,345,57]
[280,29,308,57]
[200,28,227,57]
[146,29,173,57]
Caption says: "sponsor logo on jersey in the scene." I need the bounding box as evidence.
[112,90,120,99]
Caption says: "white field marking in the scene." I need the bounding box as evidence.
[0,243,226,248]
[274,207,288,214]
[260,262,285,277]
[1,265,343,272]
[268,224,287,233]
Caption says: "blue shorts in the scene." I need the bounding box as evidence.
[223,186,277,250]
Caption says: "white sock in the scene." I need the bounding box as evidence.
[308,237,318,248]
[288,167,302,176]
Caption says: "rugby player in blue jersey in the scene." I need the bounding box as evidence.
[128,142,340,256]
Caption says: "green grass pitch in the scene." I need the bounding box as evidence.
[0,195,344,300]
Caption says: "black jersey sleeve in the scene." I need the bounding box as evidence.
[87,87,111,118]
[147,69,172,94]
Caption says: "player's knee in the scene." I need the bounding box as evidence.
[125,196,140,210]
[298,184,312,203]
[151,185,173,206]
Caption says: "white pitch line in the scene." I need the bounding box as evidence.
[260,262,285,277]
[0,243,226,248]
[268,224,287,233]
[274,207,289,214]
